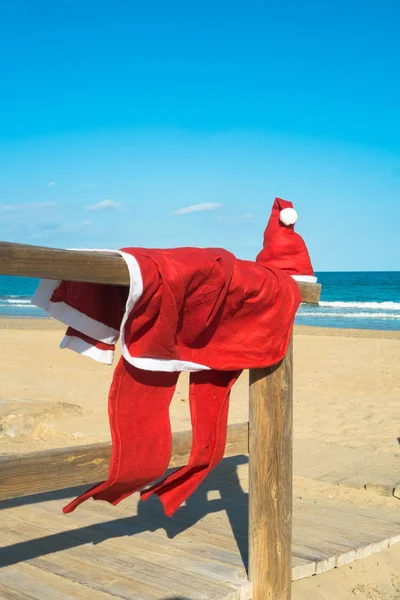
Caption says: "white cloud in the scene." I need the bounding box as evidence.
[0,201,58,212]
[86,199,122,211]
[47,181,56,187]
[172,202,222,215]
[82,220,92,226]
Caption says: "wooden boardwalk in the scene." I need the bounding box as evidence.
[1,459,400,600]
[294,437,400,495]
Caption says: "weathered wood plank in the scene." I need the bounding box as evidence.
[5,488,250,583]
[74,495,250,553]
[0,580,38,600]
[0,422,248,501]
[3,480,400,596]
[0,516,246,600]
[0,241,129,285]
[296,281,321,304]
[0,241,321,303]
[294,438,400,494]
[26,489,317,585]
[0,563,120,600]
[4,506,247,591]
[291,555,316,581]
[292,544,334,576]
[249,338,293,599]
[0,526,164,600]
[295,502,400,529]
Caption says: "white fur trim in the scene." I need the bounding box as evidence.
[292,275,318,283]
[280,207,298,226]
[127,356,210,373]
[32,278,61,309]
[60,335,114,365]
[118,251,210,373]
[118,250,144,358]
[32,279,119,344]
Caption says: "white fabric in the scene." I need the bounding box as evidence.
[279,207,298,226]
[125,356,211,373]
[60,335,114,365]
[292,275,318,283]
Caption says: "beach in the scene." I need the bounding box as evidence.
[1,318,399,457]
[0,319,400,454]
[2,318,400,599]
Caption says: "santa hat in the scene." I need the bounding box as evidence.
[256,198,317,283]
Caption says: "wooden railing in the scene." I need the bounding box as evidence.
[0,241,321,600]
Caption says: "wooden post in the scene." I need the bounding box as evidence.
[249,337,293,600]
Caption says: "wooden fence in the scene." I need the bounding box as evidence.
[0,241,321,600]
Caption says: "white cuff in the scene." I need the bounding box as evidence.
[60,335,114,365]
[32,279,119,344]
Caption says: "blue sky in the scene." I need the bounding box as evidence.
[0,0,399,271]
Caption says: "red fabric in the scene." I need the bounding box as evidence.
[63,360,179,513]
[124,248,300,370]
[256,197,315,277]
[51,281,128,332]
[63,363,240,516]
[141,369,241,516]
[45,245,301,516]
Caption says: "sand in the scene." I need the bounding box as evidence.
[293,542,400,600]
[1,318,400,599]
[1,319,399,456]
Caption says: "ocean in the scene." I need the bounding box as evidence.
[0,272,399,331]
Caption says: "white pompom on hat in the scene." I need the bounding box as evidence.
[279,207,298,226]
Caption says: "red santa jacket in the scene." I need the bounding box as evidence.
[34,246,301,372]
